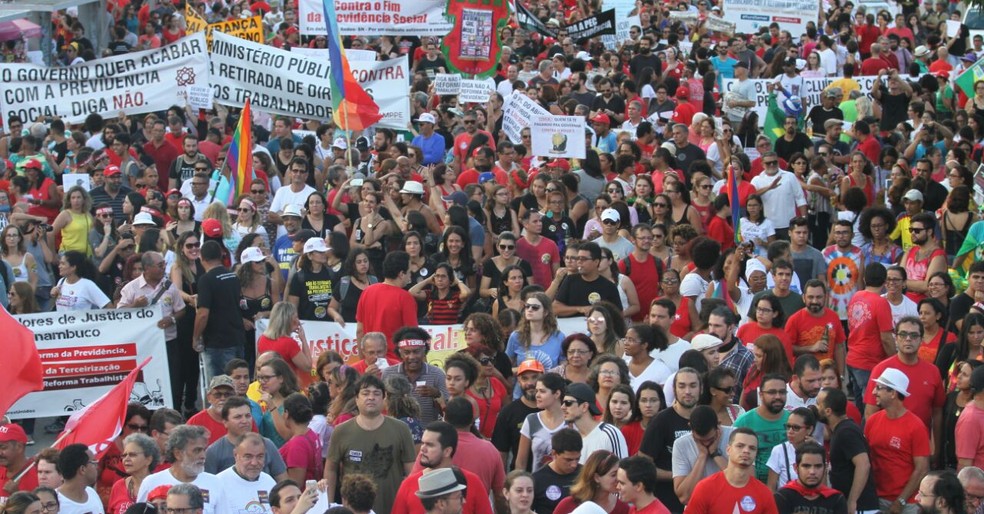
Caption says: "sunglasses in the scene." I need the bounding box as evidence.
[561,399,579,407]
[127,423,149,432]
[184,242,201,249]
[602,219,618,225]
[251,189,266,194]
[763,160,778,166]
[499,244,515,250]
[525,303,542,311]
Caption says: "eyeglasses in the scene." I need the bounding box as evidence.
[561,399,579,407]
[40,502,58,512]
[763,160,778,166]
[698,184,712,190]
[463,120,476,124]
[525,303,542,311]
[654,203,668,208]
[784,424,806,431]
[256,374,277,381]
[896,331,921,340]
[662,278,680,285]
[755,306,774,313]
[126,423,149,432]
[598,370,620,376]
[184,242,201,249]
[909,227,926,233]
[479,357,494,365]
[251,189,266,194]
[499,244,515,250]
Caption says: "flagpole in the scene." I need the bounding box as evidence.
[11,428,75,482]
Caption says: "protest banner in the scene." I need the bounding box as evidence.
[603,0,636,18]
[722,0,816,35]
[668,10,699,24]
[516,0,558,39]
[705,14,736,35]
[721,75,893,126]
[298,0,452,36]
[185,5,264,48]
[502,91,551,144]
[459,78,495,103]
[5,307,172,420]
[531,115,587,159]
[565,9,617,43]
[287,47,377,61]
[209,31,410,128]
[435,73,462,96]
[0,33,209,125]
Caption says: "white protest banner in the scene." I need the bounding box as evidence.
[435,73,462,96]
[289,47,377,61]
[502,91,551,144]
[459,78,495,103]
[705,14,736,35]
[62,173,91,191]
[603,0,635,18]
[0,33,208,125]
[5,307,171,420]
[187,85,212,110]
[298,0,452,36]
[668,10,699,23]
[722,0,816,36]
[531,115,586,159]
[618,16,641,42]
[947,19,961,38]
[209,31,410,128]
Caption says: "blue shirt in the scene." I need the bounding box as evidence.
[411,132,447,165]
[274,234,296,281]
[710,55,738,90]
[505,329,566,398]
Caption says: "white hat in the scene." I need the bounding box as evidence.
[874,367,910,397]
[903,189,924,202]
[744,259,767,281]
[133,212,155,226]
[601,208,620,223]
[303,237,329,254]
[417,113,437,125]
[240,247,265,264]
[570,501,608,514]
[795,58,807,71]
[914,45,931,58]
[415,468,466,499]
[575,50,593,61]
[282,204,303,218]
[691,334,724,351]
[400,180,425,195]
[331,137,348,150]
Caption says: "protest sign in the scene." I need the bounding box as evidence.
[298,0,452,36]
[209,31,410,128]
[721,75,893,126]
[531,115,587,159]
[62,173,91,191]
[459,78,495,103]
[603,0,636,18]
[516,1,558,38]
[618,16,641,42]
[722,0,816,35]
[705,14,736,35]
[5,307,171,420]
[0,33,208,125]
[668,10,699,24]
[565,9,617,43]
[502,91,551,144]
[185,6,264,48]
[435,74,462,96]
[287,48,377,61]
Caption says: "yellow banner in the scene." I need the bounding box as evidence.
[184,6,264,49]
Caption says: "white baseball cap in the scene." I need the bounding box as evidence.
[417,113,437,125]
[601,208,620,223]
[303,237,329,254]
[331,137,348,150]
[240,247,265,264]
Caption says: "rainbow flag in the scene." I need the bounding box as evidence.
[321,0,382,130]
[726,164,741,246]
[223,98,254,206]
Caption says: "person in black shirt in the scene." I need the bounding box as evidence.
[194,240,247,384]
[640,367,701,513]
[629,36,662,77]
[805,90,845,136]
[553,242,623,317]
[491,360,542,471]
[531,428,582,514]
[815,388,880,513]
[774,115,814,162]
[774,442,847,513]
[288,237,337,321]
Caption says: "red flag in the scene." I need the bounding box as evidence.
[0,307,44,419]
[54,358,150,459]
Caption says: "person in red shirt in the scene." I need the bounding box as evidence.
[349,332,401,376]
[618,224,663,323]
[671,86,697,127]
[452,111,495,168]
[356,251,419,360]
[187,375,237,445]
[864,368,930,510]
[784,280,846,372]
[0,424,39,504]
[705,195,735,251]
[845,264,895,412]
[863,317,945,442]
[853,119,882,164]
[616,456,671,514]
[737,294,793,365]
[684,428,779,513]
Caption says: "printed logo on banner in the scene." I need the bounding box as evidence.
[531,115,587,159]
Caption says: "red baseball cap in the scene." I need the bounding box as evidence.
[676,86,690,99]
[0,424,27,444]
[590,113,611,125]
[23,159,42,170]
[547,159,570,171]
[202,218,222,238]
[104,165,122,177]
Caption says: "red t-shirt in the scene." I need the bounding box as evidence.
[257,334,303,378]
[856,135,882,165]
[630,498,672,514]
[684,471,778,513]
[864,409,930,501]
[919,329,955,365]
[671,101,698,126]
[621,421,645,456]
[279,428,323,481]
[619,253,662,323]
[706,215,735,251]
[350,356,402,375]
[108,477,133,514]
[669,296,692,339]
[863,355,945,430]
[187,409,228,445]
[356,283,420,360]
[0,459,39,504]
[956,401,984,469]
[515,236,560,289]
[453,130,496,164]
[466,377,507,439]
[143,140,180,191]
[845,291,894,371]
[737,324,793,365]
[391,468,493,514]
[784,308,845,363]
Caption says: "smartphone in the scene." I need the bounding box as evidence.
[305,480,318,491]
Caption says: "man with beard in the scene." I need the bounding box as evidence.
[787,355,822,410]
[491,359,542,470]
[864,317,944,454]
[562,383,627,462]
[816,387,879,513]
[710,307,754,400]
[554,241,623,317]
[864,368,930,513]
[630,36,662,77]
[455,148,505,188]
[391,422,493,514]
[916,471,965,514]
[734,374,791,482]
[168,135,207,191]
[671,406,732,504]
[381,327,449,424]
[640,368,702,513]
[774,442,847,513]
[89,165,133,225]
[901,213,948,303]
[592,79,625,126]
[410,113,445,166]
[452,111,494,166]
[822,220,864,321]
[215,433,276,514]
[138,425,225,514]
[784,280,846,372]
[569,72,595,108]
[685,428,779,513]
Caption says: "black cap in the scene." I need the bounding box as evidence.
[355,136,370,152]
[972,365,984,392]
[734,61,749,69]
[784,57,797,67]
[291,229,317,242]
[565,383,601,416]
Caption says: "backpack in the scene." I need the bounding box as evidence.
[338,274,378,302]
[620,253,664,283]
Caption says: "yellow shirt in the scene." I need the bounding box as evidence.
[60,211,93,255]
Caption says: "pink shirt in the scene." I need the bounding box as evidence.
[956,402,984,469]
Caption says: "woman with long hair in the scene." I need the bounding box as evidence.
[883,266,918,324]
[462,312,511,387]
[841,152,875,206]
[238,245,282,371]
[658,268,692,339]
[258,302,313,382]
[649,223,671,264]
[436,225,477,290]
[51,186,94,256]
[384,374,424,450]
[279,393,324,483]
[168,231,203,416]
[350,190,398,275]
[232,198,267,238]
[1,226,38,289]
[166,198,199,240]
[702,367,745,426]
[602,384,645,456]
[636,380,666,432]
[315,351,344,384]
[552,450,628,514]
[623,323,670,391]
[325,248,377,326]
[287,237,334,321]
[515,372,568,472]
[122,192,146,226]
[402,232,437,294]
[481,231,533,302]
[598,248,641,320]
[859,207,903,267]
[202,202,241,260]
[942,185,978,260]
[97,402,151,506]
[927,271,955,314]
[918,298,955,365]
[53,250,110,310]
[738,194,774,257]
[107,433,160,514]
[589,355,631,416]
[491,264,527,318]
[302,192,337,238]
[485,184,520,244]
[668,223,699,275]
[943,360,984,469]
[7,281,40,314]
[1,492,41,514]
[409,262,471,324]
[736,294,791,357]
[549,333,596,384]
[766,407,817,491]
[937,312,984,388]
[505,292,565,373]
[442,352,482,419]
[23,161,61,224]
[740,335,791,410]
[327,365,360,426]
[258,358,301,447]
[585,300,624,357]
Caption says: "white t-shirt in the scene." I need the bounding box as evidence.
[766,441,800,489]
[883,293,918,326]
[651,339,690,373]
[579,422,628,463]
[215,467,276,514]
[750,170,807,230]
[520,412,566,472]
[55,278,110,311]
[818,48,837,76]
[270,184,316,214]
[57,487,104,514]
[679,272,709,311]
[137,469,225,514]
[624,355,673,389]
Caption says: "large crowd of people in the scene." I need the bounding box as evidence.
[5,0,984,512]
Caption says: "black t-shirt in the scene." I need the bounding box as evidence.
[774,132,814,162]
[774,488,847,513]
[555,274,623,312]
[673,143,706,171]
[592,95,627,124]
[532,464,580,514]
[639,407,690,513]
[878,88,910,132]
[169,156,199,187]
[828,419,879,511]
[482,259,534,291]
[491,400,540,470]
[288,266,337,321]
[417,56,448,79]
[948,292,974,334]
[924,181,948,213]
[198,266,246,348]
[630,53,662,77]
[806,106,845,136]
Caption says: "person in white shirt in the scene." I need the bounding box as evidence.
[562,383,628,462]
[118,251,186,342]
[56,444,104,514]
[215,433,277,514]
[138,425,224,514]
[269,157,316,224]
[749,151,808,238]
